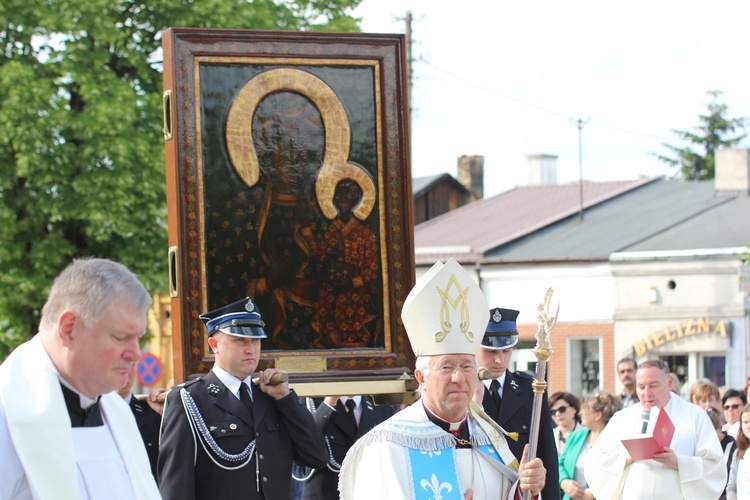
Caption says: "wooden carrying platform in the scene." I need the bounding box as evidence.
[162,28,415,397]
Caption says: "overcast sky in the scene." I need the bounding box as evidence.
[352,0,750,197]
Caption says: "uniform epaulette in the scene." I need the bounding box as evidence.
[513,371,534,382]
[176,377,203,390]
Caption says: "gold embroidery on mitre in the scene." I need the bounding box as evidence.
[435,273,474,342]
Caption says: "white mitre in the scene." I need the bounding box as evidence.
[402,258,489,356]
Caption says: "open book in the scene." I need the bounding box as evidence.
[620,407,675,461]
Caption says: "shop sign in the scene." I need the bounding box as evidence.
[633,317,728,356]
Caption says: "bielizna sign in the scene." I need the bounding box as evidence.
[632,317,729,355]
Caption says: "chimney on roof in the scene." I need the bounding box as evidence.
[715,148,750,193]
[457,155,484,201]
[527,154,558,185]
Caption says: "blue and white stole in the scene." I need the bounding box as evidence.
[407,442,506,499]
[406,403,517,500]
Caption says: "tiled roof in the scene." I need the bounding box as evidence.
[484,179,744,261]
[414,177,658,263]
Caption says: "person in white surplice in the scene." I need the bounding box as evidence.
[0,258,160,500]
[338,258,546,500]
[584,359,726,499]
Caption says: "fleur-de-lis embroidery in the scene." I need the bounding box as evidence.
[419,449,443,459]
[436,273,473,342]
[420,473,453,500]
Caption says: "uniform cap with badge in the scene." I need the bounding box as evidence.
[480,307,520,350]
[401,258,489,357]
[199,297,267,338]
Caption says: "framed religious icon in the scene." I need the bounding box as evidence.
[163,28,415,390]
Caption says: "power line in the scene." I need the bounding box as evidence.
[418,58,674,142]
[421,59,571,121]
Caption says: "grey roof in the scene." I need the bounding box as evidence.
[624,188,750,252]
[412,173,469,197]
[414,177,750,264]
[414,178,655,262]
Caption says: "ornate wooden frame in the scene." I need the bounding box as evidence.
[162,28,415,384]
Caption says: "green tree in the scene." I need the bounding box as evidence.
[654,90,747,180]
[0,0,362,359]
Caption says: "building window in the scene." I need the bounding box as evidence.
[703,355,726,388]
[568,338,601,398]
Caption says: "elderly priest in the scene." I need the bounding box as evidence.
[339,258,546,499]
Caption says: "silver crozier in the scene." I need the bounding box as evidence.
[523,287,559,500]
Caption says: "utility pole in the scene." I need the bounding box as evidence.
[576,117,589,221]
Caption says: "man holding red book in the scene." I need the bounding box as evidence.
[584,359,726,499]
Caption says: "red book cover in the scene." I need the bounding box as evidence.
[620,408,675,461]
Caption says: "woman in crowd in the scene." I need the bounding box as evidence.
[727,403,750,499]
[708,407,737,500]
[724,389,747,440]
[558,391,622,500]
[690,379,723,413]
[550,391,584,456]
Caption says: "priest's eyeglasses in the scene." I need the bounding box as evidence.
[436,365,477,377]
[724,403,741,410]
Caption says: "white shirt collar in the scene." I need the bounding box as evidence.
[57,374,99,409]
[212,365,254,400]
[482,370,507,397]
[35,337,98,409]
[339,395,363,407]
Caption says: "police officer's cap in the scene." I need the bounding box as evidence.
[481,307,519,350]
[199,297,267,338]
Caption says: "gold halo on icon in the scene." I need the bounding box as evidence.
[226,68,376,220]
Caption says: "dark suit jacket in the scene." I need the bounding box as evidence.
[157,371,327,500]
[482,370,560,500]
[300,396,399,500]
[128,394,162,479]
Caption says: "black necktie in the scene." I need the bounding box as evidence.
[345,399,358,430]
[490,379,502,411]
[240,382,254,420]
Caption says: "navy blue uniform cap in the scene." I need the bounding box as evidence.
[199,297,267,338]
[481,307,519,349]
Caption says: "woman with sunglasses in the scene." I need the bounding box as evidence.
[550,392,584,456]
[559,391,622,500]
[723,389,748,440]
[727,403,750,500]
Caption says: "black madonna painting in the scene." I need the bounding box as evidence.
[214,66,380,351]
[163,29,414,379]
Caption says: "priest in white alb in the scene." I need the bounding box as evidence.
[339,258,546,499]
[0,258,160,499]
[584,359,726,499]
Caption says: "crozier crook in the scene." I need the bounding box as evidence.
[225,68,376,220]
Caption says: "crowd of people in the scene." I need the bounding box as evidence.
[0,256,747,499]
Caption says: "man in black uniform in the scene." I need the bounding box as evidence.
[157,297,327,500]
[117,365,163,479]
[475,307,560,500]
[299,395,400,499]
